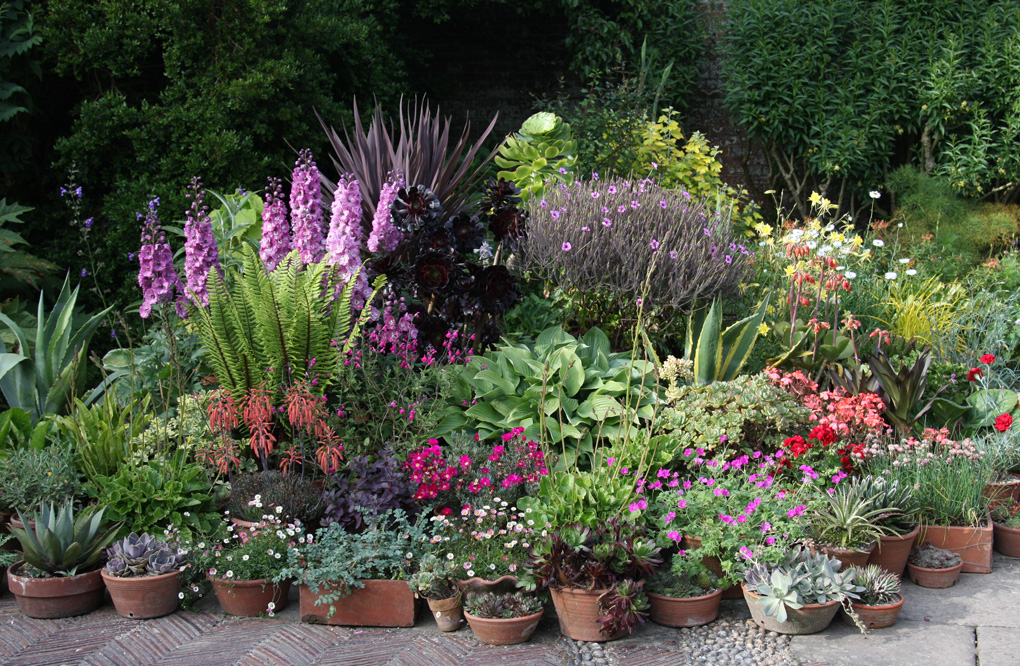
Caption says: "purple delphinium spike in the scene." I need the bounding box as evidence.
[260,176,291,271]
[183,177,220,306]
[138,198,187,319]
[367,170,405,254]
[325,175,372,308]
[289,149,324,264]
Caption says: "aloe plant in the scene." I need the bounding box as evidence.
[11,500,120,576]
[685,293,770,385]
[0,275,113,422]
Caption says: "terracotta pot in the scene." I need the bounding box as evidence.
[9,517,35,531]
[648,588,722,627]
[229,516,261,530]
[817,543,875,572]
[841,593,904,629]
[906,561,963,589]
[464,609,544,645]
[549,586,628,642]
[102,570,180,619]
[983,479,1020,506]
[868,525,920,578]
[992,521,1020,557]
[299,579,418,627]
[427,593,463,632]
[457,575,520,596]
[682,536,741,600]
[210,576,291,616]
[742,584,839,635]
[7,561,106,619]
[917,521,993,573]
[0,512,18,554]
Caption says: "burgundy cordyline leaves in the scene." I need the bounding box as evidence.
[519,177,750,311]
[367,171,405,254]
[137,198,188,319]
[290,149,324,264]
[325,175,371,307]
[260,176,291,271]
[183,177,220,306]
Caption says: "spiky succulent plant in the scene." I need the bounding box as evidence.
[847,564,901,606]
[12,501,120,577]
[105,532,187,578]
[464,591,542,619]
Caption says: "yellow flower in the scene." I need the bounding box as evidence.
[757,323,770,336]
[784,265,796,276]
[809,192,823,206]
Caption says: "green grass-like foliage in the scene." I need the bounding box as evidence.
[12,500,119,577]
[191,246,384,400]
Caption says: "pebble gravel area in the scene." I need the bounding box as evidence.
[564,602,799,666]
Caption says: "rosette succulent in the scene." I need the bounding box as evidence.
[448,212,485,252]
[392,185,442,233]
[414,250,459,294]
[464,591,542,619]
[846,564,901,606]
[105,532,187,577]
[468,265,518,312]
[494,112,577,201]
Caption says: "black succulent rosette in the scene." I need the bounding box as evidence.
[469,264,518,313]
[448,212,485,253]
[391,185,442,233]
[416,313,451,351]
[488,205,528,242]
[484,177,522,212]
[413,249,459,295]
[417,226,456,254]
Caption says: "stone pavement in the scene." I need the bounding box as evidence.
[0,554,1015,666]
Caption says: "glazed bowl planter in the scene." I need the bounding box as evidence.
[299,580,417,627]
[549,586,627,642]
[103,570,180,619]
[741,585,839,635]
[464,609,544,645]
[993,521,1020,557]
[916,521,993,573]
[210,577,291,616]
[841,594,904,629]
[427,593,463,632]
[906,561,963,589]
[868,525,920,578]
[647,588,722,627]
[817,543,875,572]
[7,562,106,619]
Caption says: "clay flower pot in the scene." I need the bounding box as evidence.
[983,479,1020,506]
[464,609,544,645]
[7,561,106,619]
[103,569,181,619]
[906,561,963,589]
[648,588,722,627]
[742,584,839,635]
[299,579,418,627]
[868,525,920,578]
[682,535,741,599]
[917,521,993,573]
[842,593,904,629]
[549,586,627,642]
[427,592,463,632]
[457,575,520,596]
[817,543,875,572]
[210,576,291,616]
[993,521,1020,558]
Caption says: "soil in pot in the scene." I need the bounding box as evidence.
[210,577,291,616]
[868,525,920,578]
[742,585,839,635]
[993,521,1020,558]
[917,522,993,574]
[103,570,181,619]
[841,594,904,629]
[427,593,463,632]
[906,561,963,589]
[465,609,544,645]
[648,588,722,627]
[7,561,106,619]
[549,586,627,642]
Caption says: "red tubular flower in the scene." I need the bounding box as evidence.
[994,413,1013,432]
[967,367,983,381]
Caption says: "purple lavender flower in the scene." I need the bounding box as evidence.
[367,171,405,254]
[260,177,291,271]
[138,199,187,319]
[289,149,324,264]
[183,177,220,306]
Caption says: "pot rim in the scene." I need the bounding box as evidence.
[992,521,1020,532]
[906,560,964,574]
[647,587,723,603]
[849,593,904,611]
[880,524,921,541]
[463,608,544,623]
[208,575,287,588]
[8,560,103,581]
[741,583,841,610]
[102,569,181,583]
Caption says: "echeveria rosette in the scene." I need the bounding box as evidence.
[449,212,485,253]
[367,171,405,254]
[413,249,459,295]
[137,198,187,319]
[488,206,528,242]
[468,265,518,313]
[392,185,442,233]
[325,175,372,308]
[182,177,220,306]
[483,177,522,212]
[290,148,325,264]
[260,176,291,271]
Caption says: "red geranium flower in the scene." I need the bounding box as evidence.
[994,413,1013,432]
[968,367,983,381]
[980,354,996,364]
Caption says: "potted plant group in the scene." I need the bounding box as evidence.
[804,481,891,570]
[850,476,920,577]
[282,508,428,627]
[463,591,544,645]
[103,532,189,619]
[646,550,723,628]
[195,510,303,616]
[521,518,662,642]
[842,564,904,629]
[7,501,120,618]
[408,553,463,632]
[742,546,863,635]
[907,541,964,588]
[991,501,1020,557]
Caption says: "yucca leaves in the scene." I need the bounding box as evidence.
[686,293,770,385]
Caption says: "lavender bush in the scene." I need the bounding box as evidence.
[519,178,750,314]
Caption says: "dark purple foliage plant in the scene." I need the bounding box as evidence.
[320,446,416,531]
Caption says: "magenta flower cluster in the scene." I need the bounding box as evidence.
[325,175,371,308]
[367,171,404,254]
[289,149,324,264]
[182,177,220,306]
[137,198,187,319]
[260,177,291,271]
